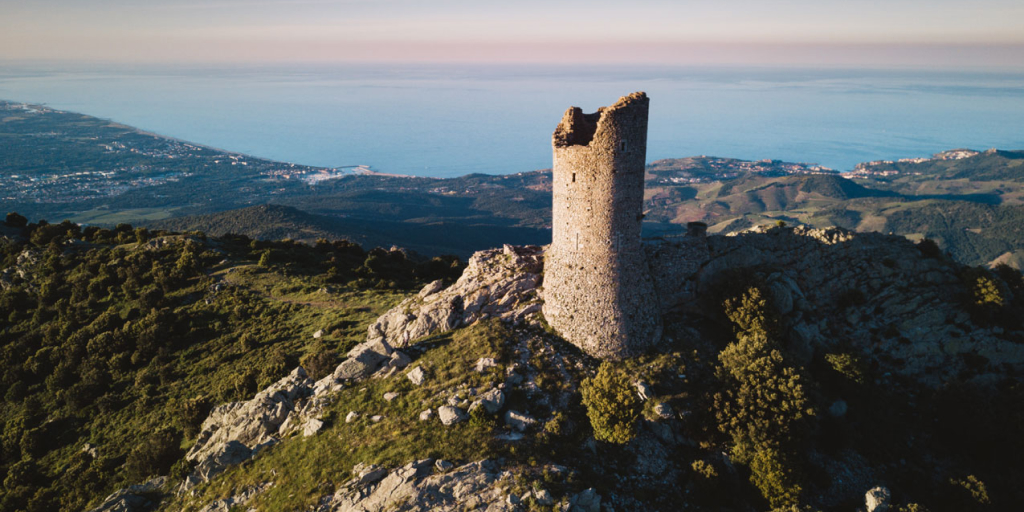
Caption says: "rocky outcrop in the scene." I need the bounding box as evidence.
[366,245,543,349]
[314,459,601,512]
[182,368,313,490]
[865,486,891,512]
[196,482,272,512]
[316,460,504,511]
[86,477,165,512]
[179,328,409,492]
[654,225,1024,383]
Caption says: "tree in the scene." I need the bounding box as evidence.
[580,362,641,444]
[5,212,28,228]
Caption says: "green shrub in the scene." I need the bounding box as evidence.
[972,275,1004,307]
[750,447,802,509]
[917,238,942,258]
[714,287,813,506]
[123,428,184,482]
[4,212,27,228]
[825,353,865,384]
[950,474,991,506]
[715,330,812,461]
[691,459,718,479]
[723,286,779,337]
[580,362,641,444]
[173,396,211,438]
[301,347,337,381]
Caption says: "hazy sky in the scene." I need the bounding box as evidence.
[3,0,1023,67]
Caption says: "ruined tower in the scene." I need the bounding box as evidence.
[542,92,662,359]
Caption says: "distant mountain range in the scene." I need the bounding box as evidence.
[3,99,1024,266]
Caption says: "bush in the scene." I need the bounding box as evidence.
[972,275,1004,307]
[123,428,184,482]
[723,286,779,337]
[580,362,641,444]
[715,330,811,461]
[825,352,865,384]
[949,475,991,506]
[714,287,813,505]
[301,346,337,381]
[750,447,802,509]
[5,212,27,228]
[691,459,718,479]
[173,396,211,438]
[917,238,942,258]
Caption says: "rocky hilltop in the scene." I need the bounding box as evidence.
[81,225,1024,512]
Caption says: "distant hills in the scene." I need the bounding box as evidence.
[150,204,549,258]
[3,99,1024,266]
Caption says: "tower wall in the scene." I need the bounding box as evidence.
[542,92,662,359]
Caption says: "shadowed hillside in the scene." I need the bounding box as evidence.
[148,204,550,258]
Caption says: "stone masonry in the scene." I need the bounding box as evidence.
[542,92,663,359]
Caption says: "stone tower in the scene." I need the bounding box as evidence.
[542,92,662,359]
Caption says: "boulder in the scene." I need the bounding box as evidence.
[353,463,388,485]
[478,388,505,414]
[388,351,412,370]
[419,279,445,298]
[504,410,537,432]
[184,441,252,489]
[653,402,673,419]
[383,392,400,402]
[438,406,467,426]
[636,380,653,401]
[303,418,324,437]
[407,366,426,386]
[474,357,498,373]
[569,488,601,512]
[534,489,554,506]
[345,411,359,423]
[419,409,434,421]
[865,486,891,512]
[334,339,394,381]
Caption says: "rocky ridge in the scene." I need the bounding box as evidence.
[95,226,1024,511]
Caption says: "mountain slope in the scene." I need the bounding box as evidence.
[147,204,550,258]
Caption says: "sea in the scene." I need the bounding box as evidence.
[2,62,1023,178]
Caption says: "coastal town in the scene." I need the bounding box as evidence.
[0,101,348,203]
[845,148,984,178]
[647,155,838,184]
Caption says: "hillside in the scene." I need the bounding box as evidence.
[2,216,1024,511]
[147,204,550,259]
[852,149,1024,182]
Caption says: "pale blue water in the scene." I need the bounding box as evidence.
[2,62,1023,177]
